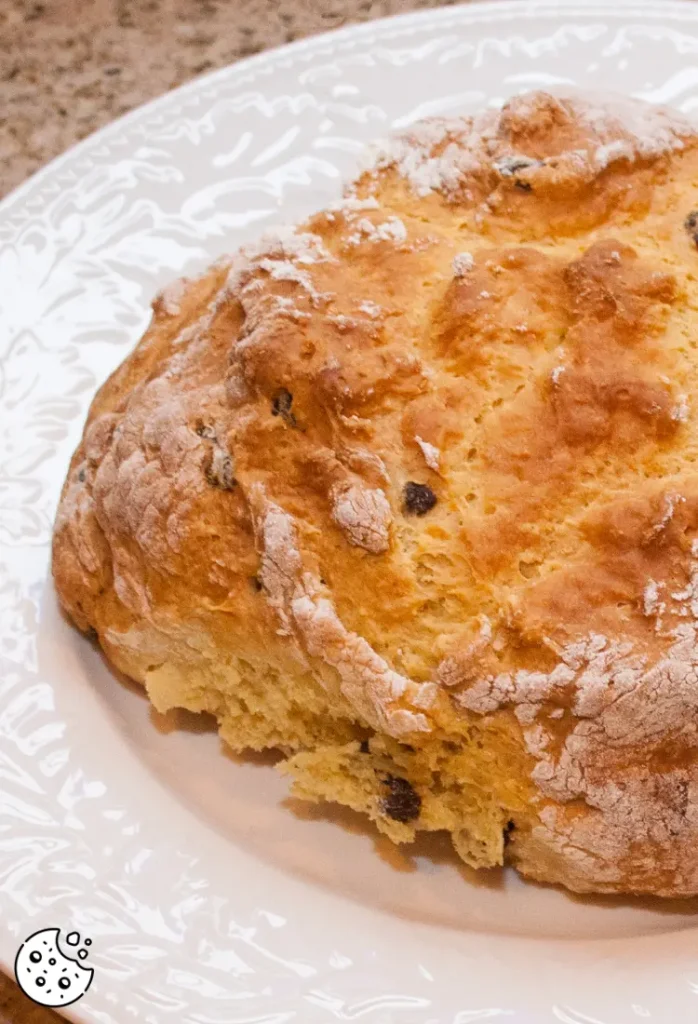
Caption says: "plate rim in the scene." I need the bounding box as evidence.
[4,0,698,219]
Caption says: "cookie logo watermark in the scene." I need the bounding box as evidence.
[14,927,94,1008]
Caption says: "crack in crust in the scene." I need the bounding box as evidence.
[249,483,434,736]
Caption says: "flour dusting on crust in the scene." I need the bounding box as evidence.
[225,227,334,301]
[155,276,188,316]
[415,435,441,471]
[346,216,408,247]
[362,91,693,201]
[452,252,474,277]
[249,484,432,736]
[454,541,698,892]
[331,481,392,553]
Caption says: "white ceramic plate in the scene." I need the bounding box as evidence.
[4,2,698,1020]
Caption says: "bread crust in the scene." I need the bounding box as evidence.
[53,90,698,895]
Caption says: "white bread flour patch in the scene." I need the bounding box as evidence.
[248,483,433,736]
[331,480,392,553]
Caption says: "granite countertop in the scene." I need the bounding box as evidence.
[1,0,462,198]
[1,1,470,1019]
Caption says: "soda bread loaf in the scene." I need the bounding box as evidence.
[53,91,698,896]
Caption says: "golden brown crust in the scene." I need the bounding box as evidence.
[53,90,698,895]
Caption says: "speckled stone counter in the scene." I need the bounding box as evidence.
[1,1,473,1018]
[1,0,465,197]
